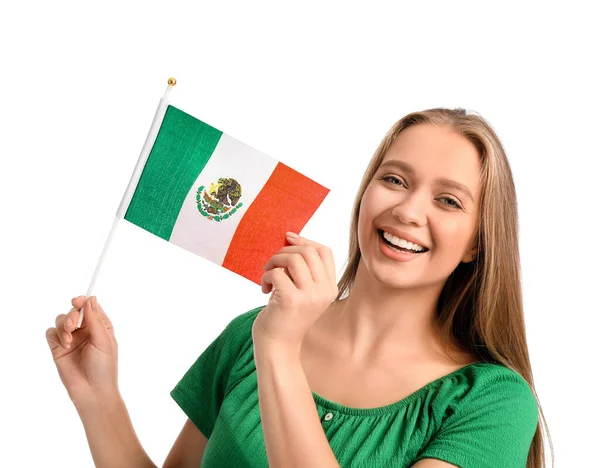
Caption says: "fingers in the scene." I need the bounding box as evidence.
[69,296,114,334]
[290,236,336,286]
[261,266,294,295]
[80,296,115,350]
[260,233,339,304]
[264,246,326,282]
[70,295,85,329]
[54,313,73,349]
[263,252,314,289]
[46,295,114,354]
[64,306,80,333]
[45,327,62,351]
[264,234,337,288]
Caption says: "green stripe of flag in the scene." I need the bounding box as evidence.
[124,105,223,240]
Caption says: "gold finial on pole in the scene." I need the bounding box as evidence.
[163,77,177,100]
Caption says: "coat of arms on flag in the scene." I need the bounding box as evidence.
[196,178,243,222]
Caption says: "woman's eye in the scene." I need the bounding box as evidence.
[382,175,404,186]
[440,197,462,209]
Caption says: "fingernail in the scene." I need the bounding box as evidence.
[65,319,73,329]
[91,296,97,310]
[286,232,299,239]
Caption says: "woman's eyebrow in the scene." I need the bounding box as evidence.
[379,159,475,202]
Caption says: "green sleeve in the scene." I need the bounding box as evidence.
[414,369,539,468]
[169,306,263,439]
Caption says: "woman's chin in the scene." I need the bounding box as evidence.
[364,263,423,289]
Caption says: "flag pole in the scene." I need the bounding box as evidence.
[76,78,177,328]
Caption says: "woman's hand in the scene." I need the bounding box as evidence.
[45,296,119,408]
[252,232,338,351]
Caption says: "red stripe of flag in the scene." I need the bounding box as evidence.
[222,162,330,284]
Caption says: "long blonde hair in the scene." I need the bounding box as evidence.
[336,108,553,468]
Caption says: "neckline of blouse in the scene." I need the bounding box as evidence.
[310,361,500,416]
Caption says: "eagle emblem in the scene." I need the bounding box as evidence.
[196,177,243,222]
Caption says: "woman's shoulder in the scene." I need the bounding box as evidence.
[212,305,265,364]
[428,361,539,428]
[413,362,539,467]
[171,305,265,394]
[460,360,534,391]
[433,361,535,398]
[221,304,265,340]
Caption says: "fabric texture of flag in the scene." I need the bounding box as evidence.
[122,105,330,285]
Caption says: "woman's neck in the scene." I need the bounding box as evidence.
[316,260,452,364]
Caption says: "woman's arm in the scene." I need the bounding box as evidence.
[47,296,155,467]
[77,397,208,468]
[254,338,341,468]
[254,233,341,467]
[163,419,208,468]
[75,394,156,468]
[47,296,205,468]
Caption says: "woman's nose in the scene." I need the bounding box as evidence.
[391,192,427,226]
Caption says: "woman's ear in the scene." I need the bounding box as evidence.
[462,232,480,263]
[461,246,478,263]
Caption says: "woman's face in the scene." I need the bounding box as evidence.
[357,123,483,290]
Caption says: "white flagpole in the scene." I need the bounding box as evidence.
[76,78,177,328]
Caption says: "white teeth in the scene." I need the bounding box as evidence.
[382,231,425,252]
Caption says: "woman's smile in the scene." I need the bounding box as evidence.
[377,228,429,262]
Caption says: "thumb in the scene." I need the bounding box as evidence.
[81,296,111,347]
[71,295,86,309]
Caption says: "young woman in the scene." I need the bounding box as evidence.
[47,108,552,467]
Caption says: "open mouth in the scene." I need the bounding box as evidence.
[377,229,429,254]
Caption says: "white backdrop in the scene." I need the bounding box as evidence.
[1,1,597,466]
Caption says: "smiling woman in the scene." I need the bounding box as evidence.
[335,108,553,467]
[47,108,553,468]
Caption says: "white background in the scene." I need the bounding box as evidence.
[1,1,597,466]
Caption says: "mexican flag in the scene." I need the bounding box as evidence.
[118,103,330,285]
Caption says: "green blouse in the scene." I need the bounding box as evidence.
[171,306,538,467]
